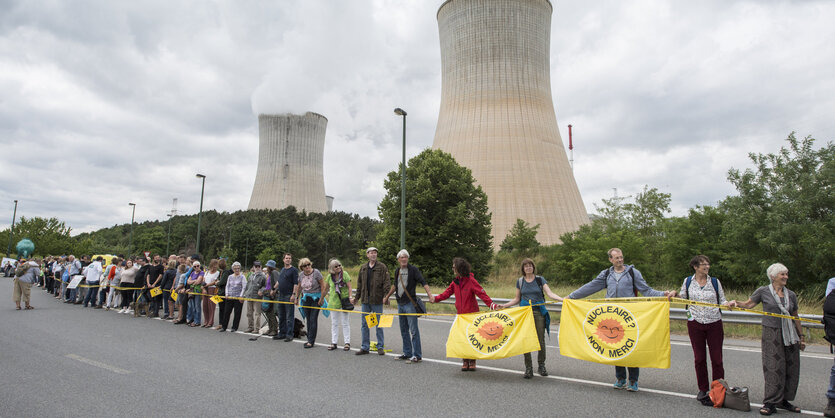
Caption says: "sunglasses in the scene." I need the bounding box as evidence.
[302,264,311,268]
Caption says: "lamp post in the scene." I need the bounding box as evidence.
[195,174,206,256]
[128,202,136,257]
[6,200,18,257]
[166,213,173,255]
[394,107,407,251]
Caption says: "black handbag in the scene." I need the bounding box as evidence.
[400,274,425,317]
[719,379,750,412]
[337,287,353,311]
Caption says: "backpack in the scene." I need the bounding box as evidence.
[822,287,835,348]
[517,276,545,300]
[684,276,721,313]
[602,266,638,296]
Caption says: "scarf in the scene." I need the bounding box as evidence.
[768,283,800,346]
[331,271,346,295]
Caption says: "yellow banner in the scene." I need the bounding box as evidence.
[559,299,670,369]
[446,306,540,360]
[149,287,162,297]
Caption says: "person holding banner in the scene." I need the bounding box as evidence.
[677,255,730,406]
[730,263,805,415]
[565,248,675,392]
[431,257,497,371]
[499,258,563,379]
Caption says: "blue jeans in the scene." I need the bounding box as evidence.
[361,303,384,351]
[398,301,421,358]
[277,293,294,338]
[68,288,78,302]
[187,295,202,323]
[616,366,639,383]
[302,295,320,344]
[83,282,99,306]
[828,358,835,399]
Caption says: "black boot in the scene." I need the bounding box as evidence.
[523,367,533,379]
[538,364,548,376]
[824,398,835,418]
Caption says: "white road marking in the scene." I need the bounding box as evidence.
[65,354,131,375]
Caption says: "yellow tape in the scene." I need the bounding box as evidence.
[670,297,818,324]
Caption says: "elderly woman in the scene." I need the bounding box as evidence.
[294,258,325,348]
[499,258,563,379]
[322,259,352,351]
[677,255,731,406]
[731,263,805,415]
[220,262,247,332]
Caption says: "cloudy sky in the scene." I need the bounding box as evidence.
[1,0,833,234]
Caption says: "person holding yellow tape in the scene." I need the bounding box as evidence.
[295,258,325,348]
[730,263,805,416]
[676,255,731,406]
[354,247,389,356]
[565,248,675,392]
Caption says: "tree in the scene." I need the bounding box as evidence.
[374,148,493,285]
[2,216,73,256]
[719,133,834,290]
[500,219,540,255]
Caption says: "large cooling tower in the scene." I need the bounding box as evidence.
[433,0,589,246]
[248,112,328,213]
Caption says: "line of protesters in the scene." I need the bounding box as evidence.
[10,247,826,415]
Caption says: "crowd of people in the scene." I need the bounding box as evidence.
[8,247,831,416]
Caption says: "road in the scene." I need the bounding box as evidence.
[1,279,831,417]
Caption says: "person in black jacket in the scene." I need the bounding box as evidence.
[384,249,433,363]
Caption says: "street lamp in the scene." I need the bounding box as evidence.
[195,174,206,256]
[6,200,18,257]
[166,213,173,255]
[394,107,407,251]
[128,202,136,257]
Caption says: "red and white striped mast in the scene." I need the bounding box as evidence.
[568,124,574,171]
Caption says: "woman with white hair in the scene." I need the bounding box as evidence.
[322,258,352,351]
[219,261,246,332]
[731,263,805,415]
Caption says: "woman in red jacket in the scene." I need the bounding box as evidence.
[431,257,497,371]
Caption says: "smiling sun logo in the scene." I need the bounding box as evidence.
[466,312,515,355]
[476,321,504,341]
[594,318,625,344]
[583,304,640,360]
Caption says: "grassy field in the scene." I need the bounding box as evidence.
[344,264,827,344]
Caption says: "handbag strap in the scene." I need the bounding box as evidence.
[399,271,421,311]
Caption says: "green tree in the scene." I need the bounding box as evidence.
[2,216,74,256]
[719,133,834,290]
[499,219,540,255]
[374,148,493,285]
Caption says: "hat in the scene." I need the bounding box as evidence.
[253,261,262,267]
[265,260,277,268]
[366,247,378,253]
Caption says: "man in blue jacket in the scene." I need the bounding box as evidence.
[565,248,674,392]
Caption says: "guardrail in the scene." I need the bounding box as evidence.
[410,293,823,330]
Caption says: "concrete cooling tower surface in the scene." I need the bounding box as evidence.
[248,112,328,213]
[433,0,589,246]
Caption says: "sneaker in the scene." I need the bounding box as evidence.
[824,398,835,418]
[627,381,639,392]
[355,349,370,355]
[407,357,421,364]
[377,348,385,356]
[395,355,410,360]
[613,379,627,390]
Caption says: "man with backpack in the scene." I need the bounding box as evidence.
[823,277,835,418]
[565,248,675,392]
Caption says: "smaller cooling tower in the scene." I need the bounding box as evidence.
[248,112,328,213]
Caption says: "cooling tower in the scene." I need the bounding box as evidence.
[433,0,589,246]
[248,112,328,213]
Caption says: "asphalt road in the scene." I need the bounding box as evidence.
[1,279,831,417]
